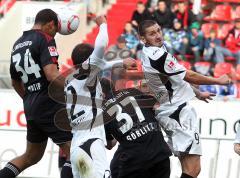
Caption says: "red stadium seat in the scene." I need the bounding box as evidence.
[235,64,240,80]
[228,0,240,3]
[125,80,142,89]
[233,6,240,19]
[201,23,219,38]
[194,62,212,76]
[178,60,192,70]
[125,80,135,88]
[205,5,232,21]
[213,62,235,78]
[218,23,234,39]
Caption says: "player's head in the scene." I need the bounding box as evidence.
[34,9,58,37]
[138,20,163,47]
[71,43,94,66]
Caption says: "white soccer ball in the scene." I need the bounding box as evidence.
[57,8,80,35]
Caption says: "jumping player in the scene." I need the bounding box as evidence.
[0,9,72,178]
[65,15,135,178]
[138,20,231,178]
[101,75,172,178]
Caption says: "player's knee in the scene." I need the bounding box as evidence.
[181,157,201,177]
[183,164,201,177]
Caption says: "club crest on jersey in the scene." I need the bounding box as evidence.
[48,46,58,56]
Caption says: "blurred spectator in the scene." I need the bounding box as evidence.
[188,22,204,62]
[212,19,240,64]
[131,1,153,29]
[146,0,172,11]
[164,18,188,60]
[105,36,132,61]
[121,22,139,56]
[225,19,240,51]
[146,0,159,13]
[203,29,222,63]
[174,1,197,29]
[153,0,175,29]
[192,0,201,15]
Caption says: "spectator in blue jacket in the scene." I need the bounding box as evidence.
[122,22,139,56]
[203,29,222,63]
[188,22,204,62]
[164,18,188,60]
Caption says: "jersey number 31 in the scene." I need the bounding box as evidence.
[107,96,145,134]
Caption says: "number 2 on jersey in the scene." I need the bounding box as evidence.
[12,49,41,83]
[107,96,145,134]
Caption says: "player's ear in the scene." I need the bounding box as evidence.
[139,35,146,43]
[49,20,55,28]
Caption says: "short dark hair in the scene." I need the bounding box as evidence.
[34,9,58,27]
[158,0,166,4]
[71,43,94,65]
[138,20,158,36]
[137,1,144,5]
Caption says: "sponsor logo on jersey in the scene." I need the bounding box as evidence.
[48,46,58,56]
[167,61,175,70]
[152,49,160,55]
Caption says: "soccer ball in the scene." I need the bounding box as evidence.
[57,8,80,35]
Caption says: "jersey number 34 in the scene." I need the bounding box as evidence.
[12,49,41,83]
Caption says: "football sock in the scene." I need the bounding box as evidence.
[61,161,73,178]
[181,173,194,178]
[0,162,21,178]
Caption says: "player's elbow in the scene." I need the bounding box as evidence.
[45,73,57,82]
[184,70,198,84]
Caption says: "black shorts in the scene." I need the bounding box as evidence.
[26,116,72,145]
[117,158,170,178]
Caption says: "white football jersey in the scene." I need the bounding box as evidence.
[65,65,106,147]
[140,45,195,110]
[65,23,109,147]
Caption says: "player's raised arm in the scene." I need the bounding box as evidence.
[89,15,108,67]
[184,70,231,85]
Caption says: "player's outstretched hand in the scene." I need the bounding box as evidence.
[234,143,240,155]
[217,74,232,85]
[94,15,107,26]
[123,58,137,70]
[196,91,216,103]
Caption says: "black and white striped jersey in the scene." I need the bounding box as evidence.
[140,45,195,110]
[65,23,109,147]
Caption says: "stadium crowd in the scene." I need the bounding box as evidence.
[104,0,240,99]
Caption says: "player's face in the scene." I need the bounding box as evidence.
[43,21,58,37]
[141,24,163,47]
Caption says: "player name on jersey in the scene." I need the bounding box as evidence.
[12,41,32,53]
[126,122,158,141]
[102,90,130,110]
[27,82,41,92]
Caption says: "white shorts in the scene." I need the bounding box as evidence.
[156,102,202,156]
[70,138,111,178]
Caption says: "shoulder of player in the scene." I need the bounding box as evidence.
[142,46,166,61]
